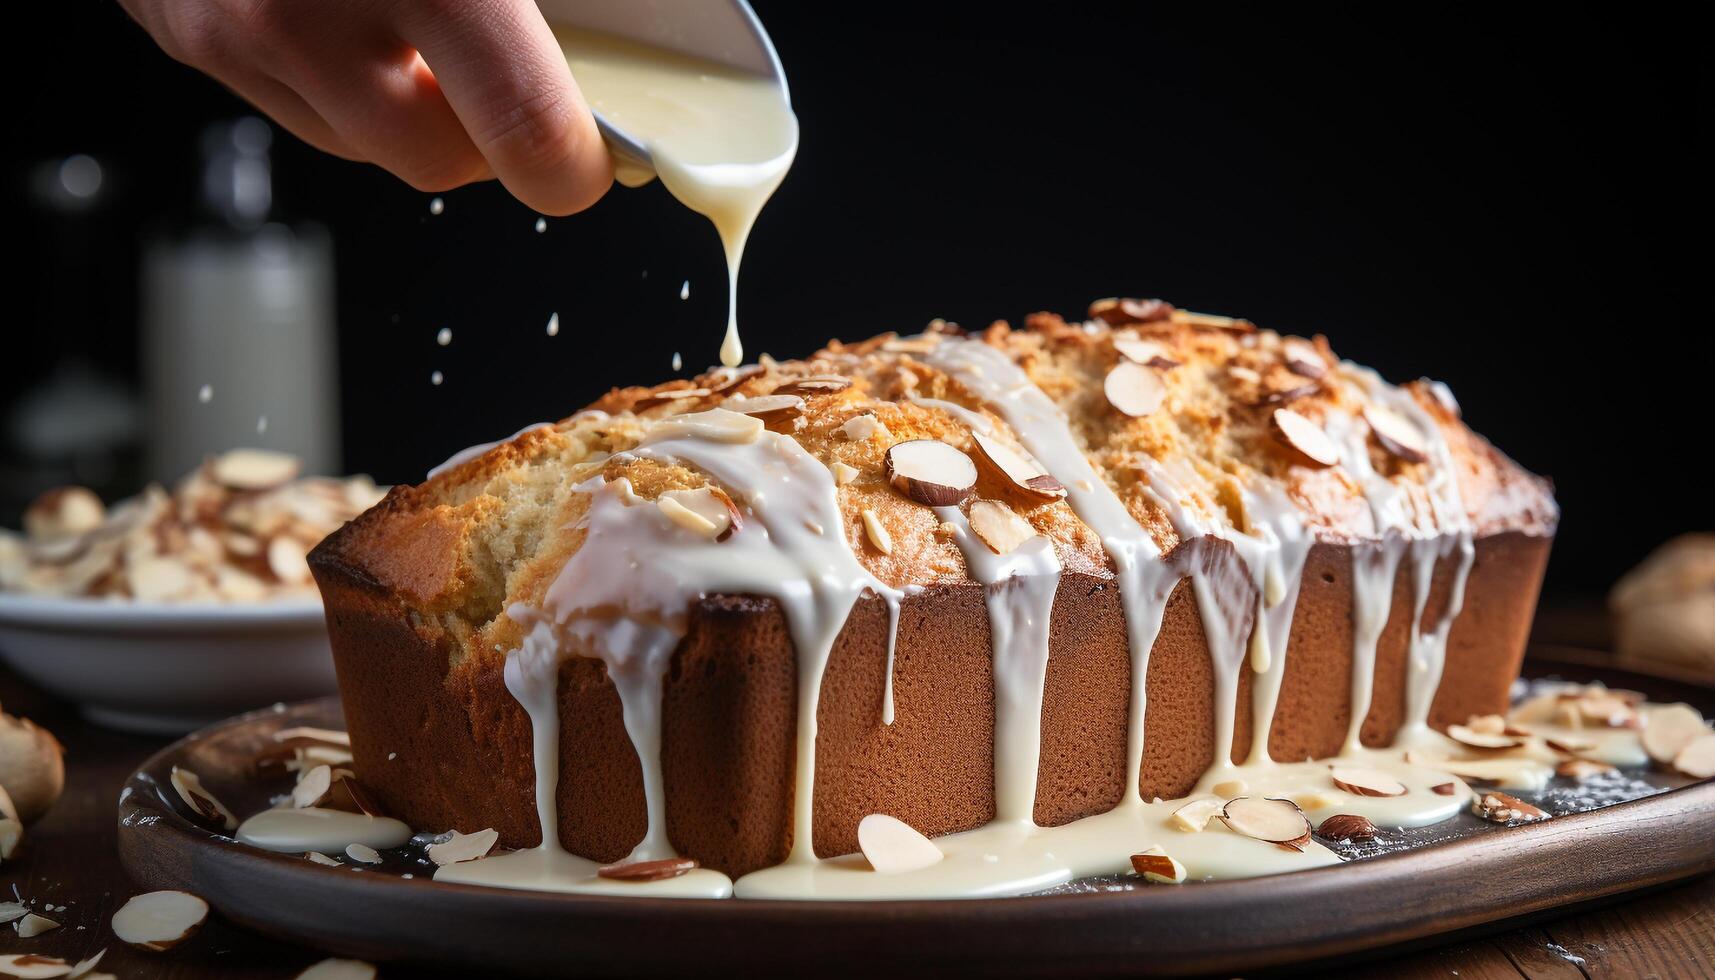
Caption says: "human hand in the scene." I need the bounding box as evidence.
[120,0,613,215]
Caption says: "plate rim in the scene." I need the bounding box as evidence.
[0,591,325,632]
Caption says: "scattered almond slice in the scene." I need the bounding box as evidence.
[840,414,890,442]
[295,959,378,980]
[969,432,1066,501]
[1269,409,1340,467]
[1281,338,1327,379]
[633,387,712,410]
[1103,361,1167,417]
[266,536,312,586]
[724,394,804,427]
[967,499,1036,556]
[1219,797,1312,851]
[860,509,893,556]
[830,461,860,485]
[1113,333,1179,369]
[1315,813,1377,841]
[1168,798,1224,832]
[1545,736,1597,755]
[426,828,499,866]
[1465,714,1508,735]
[1472,791,1549,825]
[596,856,699,882]
[1674,733,1715,779]
[169,766,237,831]
[291,764,333,809]
[111,890,208,951]
[1642,704,1709,764]
[272,727,351,747]
[129,556,194,601]
[0,902,25,924]
[345,843,382,864]
[1129,845,1187,883]
[319,775,385,818]
[1405,750,1550,788]
[884,440,977,507]
[1578,693,1640,728]
[1556,758,1616,780]
[857,813,943,874]
[0,954,74,979]
[1446,724,1524,751]
[1170,309,1254,333]
[1330,766,1408,798]
[658,487,742,542]
[1089,297,1173,325]
[68,950,105,979]
[771,375,851,397]
[303,851,341,867]
[13,913,58,937]
[1363,405,1428,463]
[211,448,301,491]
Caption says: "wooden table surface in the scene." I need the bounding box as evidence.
[2,651,1712,979]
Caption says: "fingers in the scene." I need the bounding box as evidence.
[214,70,365,162]
[393,0,612,215]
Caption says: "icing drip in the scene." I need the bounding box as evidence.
[1344,537,1408,752]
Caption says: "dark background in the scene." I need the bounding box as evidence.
[2,5,1707,599]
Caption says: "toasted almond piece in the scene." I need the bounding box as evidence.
[860,509,893,556]
[1270,408,1340,467]
[1642,704,1709,764]
[1472,791,1549,824]
[1363,405,1428,463]
[23,487,105,542]
[830,461,860,485]
[702,364,763,395]
[1089,297,1173,325]
[344,843,382,864]
[1556,758,1617,780]
[771,375,852,397]
[426,828,499,866]
[291,764,332,809]
[1431,782,1457,796]
[969,432,1065,501]
[111,890,208,951]
[1330,766,1408,798]
[1545,736,1597,755]
[303,851,341,867]
[634,387,711,411]
[1129,845,1187,883]
[1405,751,1551,787]
[1465,714,1508,735]
[1578,693,1639,729]
[882,336,939,354]
[1674,733,1715,779]
[128,556,194,601]
[13,912,58,937]
[0,902,25,924]
[1446,724,1524,751]
[1315,813,1378,841]
[1171,309,1255,332]
[1219,797,1312,850]
[320,776,385,818]
[857,813,943,874]
[724,394,804,426]
[1281,338,1327,379]
[659,487,743,542]
[272,727,351,747]
[1103,361,1167,417]
[211,448,301,491]
[169,767,237,831]
[266,536,312,585]
[0,954,73,979]
[885,440,977,507]
[596,856,699,882]
[295,959,378,980]
[967,499,1036,556]
[1167,798,1224,832]
[840,413,890,442]
[1113,333,1179,369]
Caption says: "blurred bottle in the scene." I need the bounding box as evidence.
[141,117,339,481]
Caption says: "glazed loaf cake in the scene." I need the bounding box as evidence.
[310,301,1557,879]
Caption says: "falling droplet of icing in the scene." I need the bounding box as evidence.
[430,370,444,386]
[436,327,452,347]
[546,313,560,337]
[672,352,683,371]
[428,197,444,215]
[680,280,690,301]
[197,384,213,404]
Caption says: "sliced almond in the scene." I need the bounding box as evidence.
[1405,751,1548,787]
[272,727,351,747]
[860,509,893,556]
[884,440,977,507]
[1472,791,1549,824]
[1167,798,1224,832]
[633,387,712,410]
[0,954,73,979]
[1089,297,1173,325]
[303,851,341,867]
[291,764,332,809]
[1330,766,1408,798]
[857,813,943,874]
[1544,736,1597,755]
[1219,797,1312,851]
[426,828,499,866]
[1270,408,1339,467]
[723,394,804,427]
[1363,405,1428,463]
[771,375,852,397]
[1281,338,1327,379]
[211,448,301,491]
[702,364,762,396]
[13,912,58,937]
[1556,758,1616,780]
[1129,845,1187,883]
[23,486,105,542]
[658,487,742,542]
[830,461,860,485]
[1113,333,1179,369]
[0,902,24,924]
[840,414,890,442]
[967,499,1036,556]
[321,776,385,817]
[111,890,208,951]
[266,536,312,585]
[596,856,699,882]
[128,556,194,601]
[1315,813,1377,841]
[1171,309,1255,333]
[295,959,378,980]
[344,843,382,864]
[1674,733,1715,779]
[1578,693,1640,729]
[1642,704,1709,764]
[1465,714,1508,735]
[970,432,1065,501]
[169,767,237,831]
[1446,724,1524,751]
[68,951,105,979]
[1103,361,1167,418]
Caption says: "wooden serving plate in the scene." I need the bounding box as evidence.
[116,660,1715,976]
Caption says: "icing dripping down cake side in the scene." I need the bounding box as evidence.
[310,301,1557,882]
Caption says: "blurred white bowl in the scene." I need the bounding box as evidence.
[0,593,335,733]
